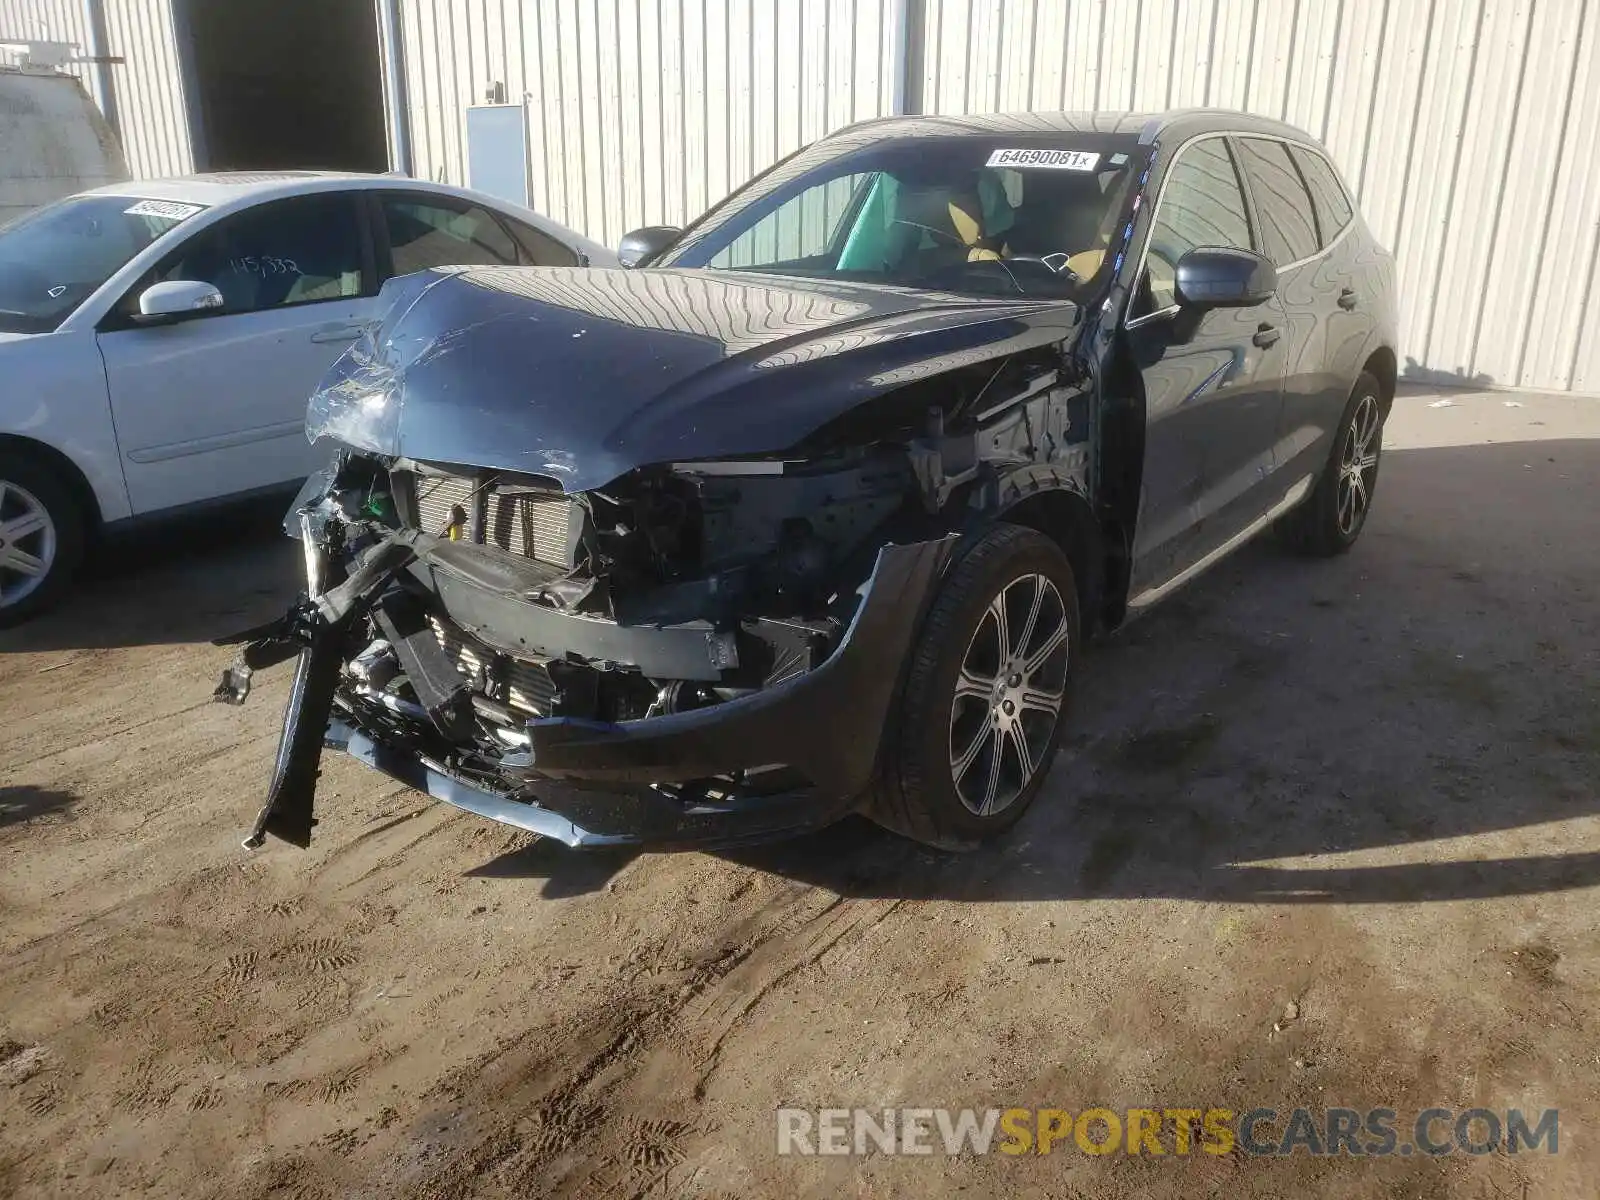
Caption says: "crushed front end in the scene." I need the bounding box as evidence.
[219,449,955,850]
[218,265,1094,851]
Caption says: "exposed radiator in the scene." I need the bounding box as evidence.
[409,472,579,568]
[411,472,474,537]
[430,617,558,717]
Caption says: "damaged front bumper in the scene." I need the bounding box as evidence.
[220,532,955,851]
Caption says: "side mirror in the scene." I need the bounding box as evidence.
[137,279,224,319]
[1174,247,1276,309]
[617,225,682,269]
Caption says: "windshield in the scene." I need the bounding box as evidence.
[0,195,205,333]
[657,133,1149,300]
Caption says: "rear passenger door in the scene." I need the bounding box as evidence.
[374,192,580,280]
[1283,143,1376,481]
[1233,137,1351,489]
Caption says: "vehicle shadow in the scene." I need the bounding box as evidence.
[0,786,77,830]
[465,837,640,900]
[708,436,1600,905]
[0,495,300,653]
[1400,357,1494,390]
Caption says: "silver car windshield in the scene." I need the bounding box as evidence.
[0,195,204,333]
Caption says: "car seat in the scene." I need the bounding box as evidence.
[946,187,1010,261]
[891,181,1012,268]
[1062,168,1139,280]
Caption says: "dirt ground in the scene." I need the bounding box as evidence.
[2,388,1597,1199]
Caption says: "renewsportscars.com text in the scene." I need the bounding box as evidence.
[776,1106,1559,1158]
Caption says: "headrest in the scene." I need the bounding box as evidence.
[895,185,958,235]
[946,189,986,248]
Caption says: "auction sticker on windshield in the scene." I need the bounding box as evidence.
[985,148,1101,171]
[124,199,204,220]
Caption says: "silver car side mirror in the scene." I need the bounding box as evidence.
[137,279,224,318]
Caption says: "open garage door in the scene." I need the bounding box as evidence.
[177,0,388,173]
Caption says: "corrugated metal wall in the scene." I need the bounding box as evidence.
[100,0,191,177]
[916,0,1600,392]
[397,0,904,250]
[0,0,192,178]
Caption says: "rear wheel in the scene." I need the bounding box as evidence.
[1282,371,1385,556]
[875,524,1079,848]
[0,454,85,628]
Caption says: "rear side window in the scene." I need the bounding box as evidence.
[1288,145,1355,245]
[1235,138,1320,267]
[383,196,521,275]
[502,216,581,267]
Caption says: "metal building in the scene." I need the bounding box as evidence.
[3,0,1597,393]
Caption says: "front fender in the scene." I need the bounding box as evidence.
[0,329,130,523]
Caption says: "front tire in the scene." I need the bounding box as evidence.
[0,453,85,628]
[1282,371,1385,556]
[875,524,1079,848]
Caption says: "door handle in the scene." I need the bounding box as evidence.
[311,323,365,344]
[1252,323,1281,349]
[1337,288,1360,311]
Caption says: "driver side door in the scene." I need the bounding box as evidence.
[95,192,377,516]
[1123,135,1289,601]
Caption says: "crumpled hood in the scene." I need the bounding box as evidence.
[307,265,1078,492]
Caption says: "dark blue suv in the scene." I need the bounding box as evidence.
[224,109,1398,854]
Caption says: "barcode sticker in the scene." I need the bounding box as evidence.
[985,148,1101,171]
[124,199,204,220]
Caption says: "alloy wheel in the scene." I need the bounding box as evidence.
[0,479,57,609]
[948,572,1071,816]
[1336,393,1381,537]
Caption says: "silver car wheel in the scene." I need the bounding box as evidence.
[1336,392,1381,537]
[0,479,57,608]
[948,572,1070,817]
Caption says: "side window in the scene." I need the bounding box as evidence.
[383,196,522,275]
[1236,138,1320,267]
[504,217,581,267]
[1141,137,1254,311]
[137,193,366,315]
[1288,145,1355,247]
[708,173,871,270]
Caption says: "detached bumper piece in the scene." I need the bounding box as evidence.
[218,532,955,851]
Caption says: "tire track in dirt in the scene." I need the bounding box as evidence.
[1,854,384,1172]
[372,885,909,1199]
[685,897,906,1101]
[20,1083,59,1118]
[275,936,360,974]
[303,803,459,894]
[222,950,261,983]
[2,698,222,774]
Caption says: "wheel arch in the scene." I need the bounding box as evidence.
[995,486,1106,634]
[0,434,103,534]
[1362,345,1398,415]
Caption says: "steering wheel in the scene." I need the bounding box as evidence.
[917,254,1082,295]
[1005,252,1082,282]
